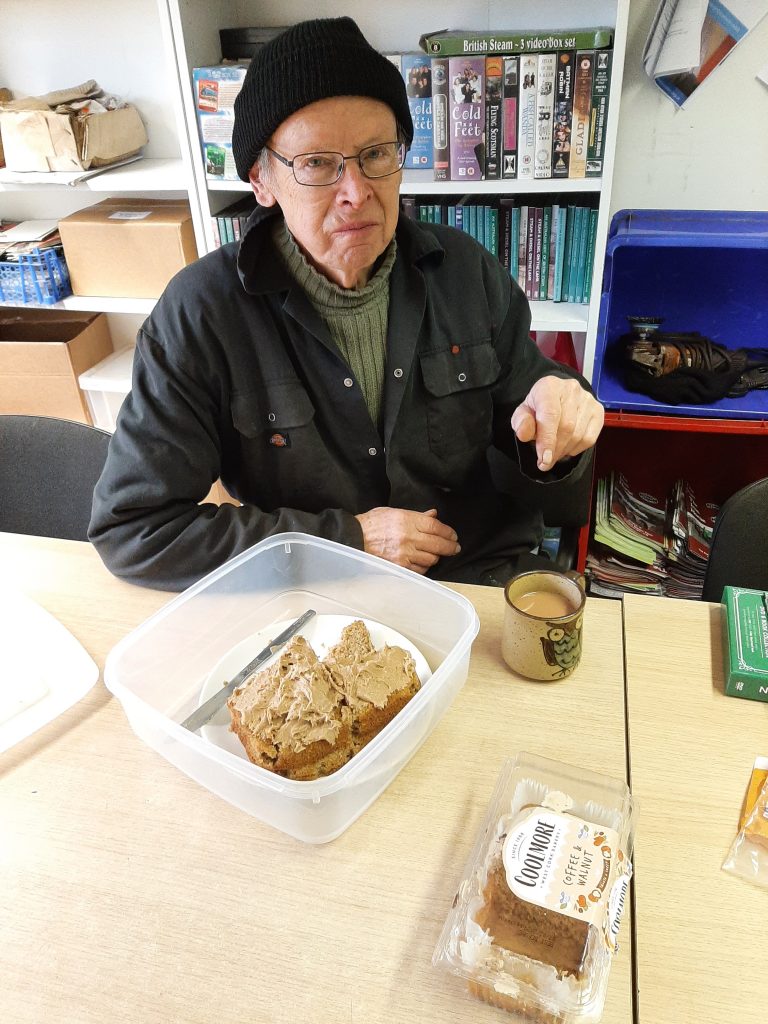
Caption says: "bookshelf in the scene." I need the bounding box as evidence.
[1,0,628,373]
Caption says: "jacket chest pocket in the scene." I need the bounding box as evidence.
[231,381,315,444]
[230,381,330,508]
[419,342,500,457]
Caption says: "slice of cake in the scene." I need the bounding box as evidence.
[227,634,353,779]
[474,857,590,979]
[324,621,422,753]
[227,620,421,780]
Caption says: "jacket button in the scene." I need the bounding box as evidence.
[267,412,276,422]
[393,368,403,378]
[458,372,467,383]
[343,377,354,388]
[368,447,377,456]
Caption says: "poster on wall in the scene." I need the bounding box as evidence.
[643,0,768,107]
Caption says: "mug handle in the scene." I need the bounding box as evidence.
[565,569,586,593]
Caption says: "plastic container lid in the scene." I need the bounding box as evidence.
[433,752,634,1022]
[0,589,99,752]
[78,345,135,394]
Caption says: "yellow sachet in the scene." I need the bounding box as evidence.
[738,763,768,831]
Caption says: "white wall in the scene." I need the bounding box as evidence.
[611,0,768,213]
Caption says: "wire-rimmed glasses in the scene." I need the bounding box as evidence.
[265,141,407,186]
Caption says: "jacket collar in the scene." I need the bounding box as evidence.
[236,203,445,297]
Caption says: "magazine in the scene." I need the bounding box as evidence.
[643,0,768,107]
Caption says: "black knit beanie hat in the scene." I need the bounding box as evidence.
[232,17,413,181]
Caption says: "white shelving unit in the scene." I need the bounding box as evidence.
[209,170,604,196]
[56,296,157,316]
[1,0,628,379]
[0,158,187,193]
[0,0,203,331]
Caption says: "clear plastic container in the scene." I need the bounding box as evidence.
[104,533,479,843]
[433,752,634,1023]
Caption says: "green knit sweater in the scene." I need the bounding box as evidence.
[272,219,396,427]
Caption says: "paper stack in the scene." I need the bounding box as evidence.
[587,472,718,599]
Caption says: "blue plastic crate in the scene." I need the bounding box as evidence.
[593,210,768,420]
[0,247,72,305]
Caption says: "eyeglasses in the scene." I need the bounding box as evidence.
[265,141,407,186]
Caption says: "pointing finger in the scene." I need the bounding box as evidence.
[531,401,561,471]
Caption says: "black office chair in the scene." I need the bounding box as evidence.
[0,414,112,542]
[701,478,768,602]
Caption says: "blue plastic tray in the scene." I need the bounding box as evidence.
[0,247,72,305]
[593,210,768,420]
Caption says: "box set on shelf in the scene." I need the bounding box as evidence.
[192,63,248,182]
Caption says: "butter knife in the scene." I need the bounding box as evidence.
[180,609,317,733]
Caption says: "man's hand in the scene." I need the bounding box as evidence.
[511,375,604,472]
[355,507,460,574]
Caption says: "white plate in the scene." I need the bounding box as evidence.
[198,614,431,762]
[0,590,99,753]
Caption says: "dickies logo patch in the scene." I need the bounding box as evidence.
[268,431,291,448]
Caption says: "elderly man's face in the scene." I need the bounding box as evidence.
[249,96,403,289]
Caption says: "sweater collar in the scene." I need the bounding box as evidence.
[271,218,396,310]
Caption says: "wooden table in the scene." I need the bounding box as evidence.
[1,534,632,1024]
[624,594,768,1024]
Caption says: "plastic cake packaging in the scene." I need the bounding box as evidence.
[433,752,634,1023]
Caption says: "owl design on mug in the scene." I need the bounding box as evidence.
[540,615,582,677]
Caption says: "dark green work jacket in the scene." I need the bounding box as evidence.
[89,205,590,590]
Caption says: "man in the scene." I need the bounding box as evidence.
[89,17,603,591]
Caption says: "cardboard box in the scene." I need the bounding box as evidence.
[0,80,147,173]
[192,64,248,181]
[58,198,198,298]
[722,586,768,703]
[0,309,114,423]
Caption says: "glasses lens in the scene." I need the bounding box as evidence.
[292,152,343,186]
[359,142,405,178]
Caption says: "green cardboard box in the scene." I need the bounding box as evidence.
[722,586,768,702]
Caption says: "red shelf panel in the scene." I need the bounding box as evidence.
[604,411,768,435]
[576,415,768,573]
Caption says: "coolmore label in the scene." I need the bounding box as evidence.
[605,870,631,953]
[502,808,621,927]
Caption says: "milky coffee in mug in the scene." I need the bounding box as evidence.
[502,570,585,681]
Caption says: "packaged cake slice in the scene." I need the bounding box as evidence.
[433,752,634,1023]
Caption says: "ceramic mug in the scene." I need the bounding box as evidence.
[502,569,586,681]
